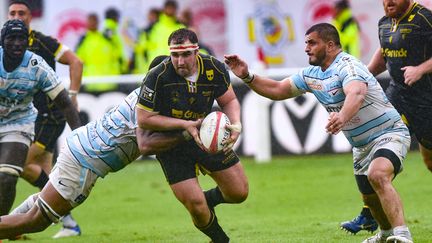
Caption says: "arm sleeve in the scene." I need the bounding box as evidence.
[137,69,160,112]
[290,68,310,93]
[338,57,369,87]
[211,56,230,98]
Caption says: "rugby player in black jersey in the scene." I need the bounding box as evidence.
[137,28,248,243]
[341,1,430,242]
[8,0,83,238]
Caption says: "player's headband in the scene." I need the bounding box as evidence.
[169,43,199,52]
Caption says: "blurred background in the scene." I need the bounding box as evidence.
[1,0,430,160]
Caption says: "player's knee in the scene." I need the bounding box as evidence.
[367,171,390,190]
[228,187,248,204]
[183,196,208,216]
[223,182,249,204]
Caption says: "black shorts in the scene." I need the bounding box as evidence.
[387,88,432,149]
[34,116,66,152]
[397,105,432,149]
[156,140,240,184]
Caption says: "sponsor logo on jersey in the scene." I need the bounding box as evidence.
[206,69,214,81]
[140,85,155,102]
[305,78,323,90]
[171,109,206,119]
[31,59,38,66]
[382,48,407,58]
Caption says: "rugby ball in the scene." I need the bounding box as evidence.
[200,111,231,153]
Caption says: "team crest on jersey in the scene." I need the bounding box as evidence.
[408,14,415,22]
[31,59,38,66]
[206,70,214,81]
[171,91,180,104]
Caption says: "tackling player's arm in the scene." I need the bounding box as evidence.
[136,128,188,156]
[367,47,387,76]
[46,85,81,130]
[326,81,367,135]
[56,45,83,109]
[224,54,302,100]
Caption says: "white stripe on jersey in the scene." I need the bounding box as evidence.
[0,48,61,125]
[291,52,409,147]
[66,88,142,177]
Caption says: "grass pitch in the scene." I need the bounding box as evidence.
[13,151,432,242]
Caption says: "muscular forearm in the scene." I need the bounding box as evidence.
[68,58,83,92]
[136,108,192,131]
[417,58,432,76]
[136,128,186,155]
[53,90,81,130]
[221,99,241,125]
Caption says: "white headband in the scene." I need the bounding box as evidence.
[169,43,199,52]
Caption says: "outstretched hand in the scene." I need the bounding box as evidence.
[224,54,249,79]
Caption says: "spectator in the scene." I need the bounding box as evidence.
[332,0,361,58]
[78,8,128,93]
[179,9,215,56]
[76,13,113,77]
[131,8,160,74]
[146,0,185,62]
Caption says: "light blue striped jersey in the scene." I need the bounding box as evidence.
[0,48,61,125]
[291,52,409,147]
[66,88,141,177]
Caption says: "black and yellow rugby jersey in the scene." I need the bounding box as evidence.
[378,2,432,106]
[28,30,65,121]
[138,54,230,120]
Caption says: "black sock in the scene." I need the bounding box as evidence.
[361,206,373,219]
[33,170,49,190]
[196,210,229,243]
[204,187,226,208]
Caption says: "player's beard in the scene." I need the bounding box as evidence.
[384,0,411,18]
[308,49,326,66]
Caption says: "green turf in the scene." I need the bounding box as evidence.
[12,151,432,242]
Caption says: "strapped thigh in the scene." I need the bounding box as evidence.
[36,196,61,224]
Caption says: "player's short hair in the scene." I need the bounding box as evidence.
[1,19,29,46]
[306,23,341,48]
[8,0,32,10]
[168,28,198,45]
